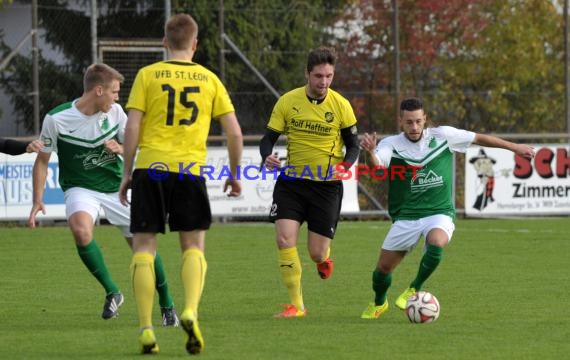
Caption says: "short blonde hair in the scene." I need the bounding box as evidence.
[83,63,124,92]
[165,13,198,51]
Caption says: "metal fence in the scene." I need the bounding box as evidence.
[98,40,166,104]
[3,1,569,137]
[2,1,570,220]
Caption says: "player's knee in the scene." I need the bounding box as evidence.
[276,236,296,249]
[377,259,399,274]
[70,226,93,246]
[426,237,448,248]
[426,228,450,247]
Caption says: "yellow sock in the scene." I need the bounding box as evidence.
[278,247,303,310]
[181,248,207,316]
[131,252,155,328]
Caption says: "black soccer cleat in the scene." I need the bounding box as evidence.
[101,293,124,319]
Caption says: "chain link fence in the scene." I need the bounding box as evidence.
[98,40,166,105]
[1,1,568,219]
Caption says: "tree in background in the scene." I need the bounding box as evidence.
[327,0,565,135]
[0,0,165,133]
[0,0,344,135]
[324,0,395,132]
[172,0,345,134]
[0,0,566,135]
[437,0,565,134]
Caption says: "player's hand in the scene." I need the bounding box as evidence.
[332,162,352,180]
[28,202,46,228]
[118,177,132,206]
[263,153,281,171]
[515,144,536,159]
[223,178,242,197]
[104,139,123,155]
[26,139,44,153]
[360,132,378,153]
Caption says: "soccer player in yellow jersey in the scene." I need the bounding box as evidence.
[118,14,243,355]
[260,46,359,318]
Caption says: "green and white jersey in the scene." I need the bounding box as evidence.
[40,100,127,193]
[374,126,475,221]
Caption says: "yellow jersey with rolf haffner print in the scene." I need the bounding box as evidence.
[266,86,357,181]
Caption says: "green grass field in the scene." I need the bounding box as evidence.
[1,218,568,359]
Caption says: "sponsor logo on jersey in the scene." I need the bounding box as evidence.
[99,116,109,131]
[81,149,118,170]
[411,169,443,192]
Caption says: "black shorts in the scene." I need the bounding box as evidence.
[269,176,343,239]
[130,169,212,234]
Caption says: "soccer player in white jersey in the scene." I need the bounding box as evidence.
[27,64,178,325]
[359,97,536,319]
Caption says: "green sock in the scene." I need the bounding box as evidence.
[154,253,174,308]
[372,270,392,306]
[76,239,120,295]
[410,244,443,290]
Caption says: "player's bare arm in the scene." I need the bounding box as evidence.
[28,151,51,228]
[360,132,380,167]
[118,109,143,206]
[219,112,243,197]
[473,133,535,159]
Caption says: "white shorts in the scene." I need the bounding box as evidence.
[64,187,131,237]
[382,214,455,252]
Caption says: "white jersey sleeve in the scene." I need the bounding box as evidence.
[113,104,128,143]
[434,126,476,153]
[39,114,59,154]
[373,135,399,167]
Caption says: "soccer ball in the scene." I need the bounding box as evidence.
[405,291,440,324]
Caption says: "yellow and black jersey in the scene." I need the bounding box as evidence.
[267,87,357,180]
[127,60,234,174]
